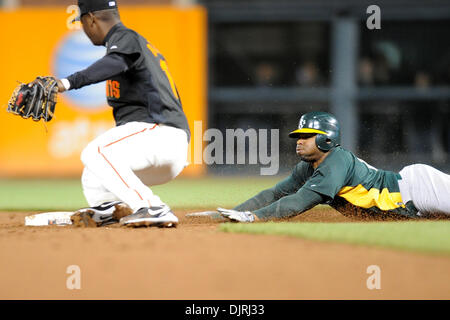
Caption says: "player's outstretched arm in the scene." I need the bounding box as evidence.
[219,188,325,223]
[61,53,132,91]
[233,168,306,212]
[251,187,325,221]
[232,188,279,213]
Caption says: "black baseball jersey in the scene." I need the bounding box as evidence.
[67,22,190,141]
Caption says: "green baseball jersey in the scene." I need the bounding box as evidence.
[296,146,411,218]
[237,146,418,220]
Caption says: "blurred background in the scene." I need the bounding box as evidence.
[1,0,450,179]
[204,0,450,174]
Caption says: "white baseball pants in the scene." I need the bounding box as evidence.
[398,164,450,217]
[80,122,188,212]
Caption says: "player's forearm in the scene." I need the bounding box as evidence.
[233,173,303,212]
[65,53,130,90]
[253,188,324,220]
[233,188,279,212]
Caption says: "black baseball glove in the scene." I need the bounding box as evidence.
[7,76,58,122]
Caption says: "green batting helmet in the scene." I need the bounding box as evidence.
[289,111,341,152]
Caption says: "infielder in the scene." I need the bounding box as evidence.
[57,0,190,227]
[218,111,450,222]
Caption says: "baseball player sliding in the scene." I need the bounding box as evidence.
[218,111,450,222]
[8,0,190,227]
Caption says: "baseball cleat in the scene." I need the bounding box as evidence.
[119,205,178,228]
[71,201,133,228]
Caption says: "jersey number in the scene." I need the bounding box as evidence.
[147,43,180,100]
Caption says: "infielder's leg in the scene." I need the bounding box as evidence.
[80,122,188,212]
[81,167,120,206]
[398,164,450,216]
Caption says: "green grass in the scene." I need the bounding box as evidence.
[153,176,281,209]
[2,177,449,256]
[220,221,450,255]
[0,179,85,211]
[0,176,282,211]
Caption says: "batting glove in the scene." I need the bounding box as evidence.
[217,208,255,223]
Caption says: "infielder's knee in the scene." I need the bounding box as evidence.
[171,160,187,180]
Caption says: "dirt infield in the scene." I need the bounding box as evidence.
[0,209,449,300]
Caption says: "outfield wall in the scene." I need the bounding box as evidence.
[0,6,207,177]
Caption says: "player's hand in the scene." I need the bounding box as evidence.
[56,79,66,92]
[217,208,256,223]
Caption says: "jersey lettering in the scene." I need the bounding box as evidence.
[146,43,179,100]
[106,80,120,99]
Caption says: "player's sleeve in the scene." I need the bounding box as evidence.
[64,30,142,90]
[106,30,142,65]
[233,162,310,212]
[66,53,132,90]
[253,187,325,220]
[251,154,349,220]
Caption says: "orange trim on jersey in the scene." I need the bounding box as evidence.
[98,146,130,188]
[147,43,161,57]
[98,147,147,204]
[97,123,159,206]
[104,124,158,148]
[134,189,144,200]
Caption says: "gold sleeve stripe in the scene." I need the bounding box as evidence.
[337,184,404,211]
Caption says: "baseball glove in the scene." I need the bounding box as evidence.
[7,76,58,122]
